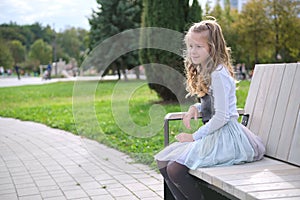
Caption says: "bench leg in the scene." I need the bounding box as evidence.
[164,180,176,200]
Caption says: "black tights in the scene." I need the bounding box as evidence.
[157,161,205,200]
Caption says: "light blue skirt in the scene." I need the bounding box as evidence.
[154,119,265,170]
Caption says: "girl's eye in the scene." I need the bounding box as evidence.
[197,45,202,48]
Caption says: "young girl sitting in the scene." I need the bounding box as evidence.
[155,18,265,200]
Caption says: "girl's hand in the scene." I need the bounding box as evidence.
[183,106,198,129]
[175,133,194,142]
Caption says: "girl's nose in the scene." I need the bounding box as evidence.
[190,47,197,55]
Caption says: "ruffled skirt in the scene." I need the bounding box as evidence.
[154,119,265,170]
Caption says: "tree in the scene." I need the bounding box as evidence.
[0,22,89,74]
[205,0,212,15]
[0,24,26,46]
[207,0,240,64]
[187,0,202,26]
[8,40,26,65]
[88,0,142,79]
[140,0,196,102]
[0,39,13,69]
[28,39,52,68]
[234,0,272,65]
[210,0,223,20]
[57,28,81,64]
[266,0,300,62]
[0,22,56,55]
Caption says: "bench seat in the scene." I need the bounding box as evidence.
[190,158,300,200]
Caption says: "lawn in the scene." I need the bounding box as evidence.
[0,79,250,168]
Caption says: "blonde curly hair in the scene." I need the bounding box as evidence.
[184,17,234,97]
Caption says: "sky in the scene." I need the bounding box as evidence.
[0,0,99,32]
[0,0,209,32]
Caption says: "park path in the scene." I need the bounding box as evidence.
[0,76,163,200]
[0,74,146,88]
[0,118,163,200]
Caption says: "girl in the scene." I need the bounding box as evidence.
[155,18,265,200]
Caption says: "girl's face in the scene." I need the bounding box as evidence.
[187,31,210,66]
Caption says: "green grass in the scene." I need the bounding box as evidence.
[0,79,250,168]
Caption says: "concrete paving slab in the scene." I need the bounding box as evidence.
[0,117,163,200]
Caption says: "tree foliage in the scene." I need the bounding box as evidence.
[88,0,142,79]
[234,0,272,64]
[57,28,81,63]
[187,0,203,28]
[265,0,300,62]
[0,39,13,68]
[8,40,26,65]
[28,39,52,68]
[205,0,300,67]
[139,0,202,102]
[0,0,298,79]
[0,22,88,72]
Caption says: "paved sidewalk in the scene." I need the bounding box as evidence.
[0,75,145,88]
[0,77,74,88]
[0,118,163,200]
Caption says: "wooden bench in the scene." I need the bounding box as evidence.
[163,63,300,200]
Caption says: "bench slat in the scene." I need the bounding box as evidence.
[190,158,300,200]
[289,106,300,164]
[258,64,285,145]
[266,64,297,159]
[248,64,275,137]
[277,63,300,164]
[190,158,291,176]
[238,181,300,199]
[237,181,300,195]
[249,188,300,200]
[220,168,300,181]
[227,172,300,186]
[242,63,300,167]
[244,65,265,128]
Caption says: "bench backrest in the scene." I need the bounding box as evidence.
[244,63,300,167]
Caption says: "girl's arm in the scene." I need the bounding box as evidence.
[183,105,198,129]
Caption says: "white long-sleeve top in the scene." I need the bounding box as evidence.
[192,65,239,140]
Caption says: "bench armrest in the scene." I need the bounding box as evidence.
[163,109,245,146]
[164,112,202,120]
[164,109,245,121]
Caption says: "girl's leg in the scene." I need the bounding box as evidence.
[157,161,187,200]
[167,162,205,200]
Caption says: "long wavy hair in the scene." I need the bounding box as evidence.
[184,17,234,97]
